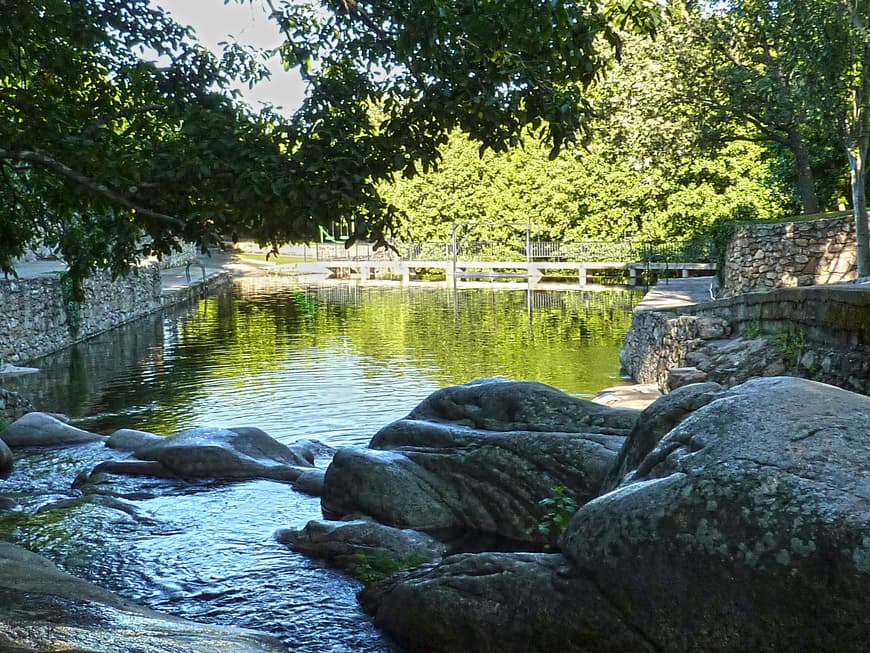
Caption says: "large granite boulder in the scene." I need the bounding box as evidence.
[322,380,639,545]
[599,381,723,493]
[0,542,285,653]
[277,518,447,573]
[359,552,656,653]
[83,426,315,483]
[1,412,106,447]
[360,377,870,651]
[406,378,639,434]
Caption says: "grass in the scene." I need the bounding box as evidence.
[237,252,306,265]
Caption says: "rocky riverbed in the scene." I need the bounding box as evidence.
[1,375,868,651]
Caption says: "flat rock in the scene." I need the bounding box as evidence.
[665,366,709,390]
[0,542,286,653]
[1,412,106,447]
[407,378,640,434]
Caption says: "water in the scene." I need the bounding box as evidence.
[1,279,641,651]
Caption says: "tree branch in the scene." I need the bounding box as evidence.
[0,147,183,226]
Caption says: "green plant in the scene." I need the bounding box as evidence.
[58,273,83,338]
[744,319,763,338]
[531,485,580,543]
[769,326,805,357]
[351,552,431,585]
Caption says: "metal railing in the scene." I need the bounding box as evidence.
[296,239,713,264]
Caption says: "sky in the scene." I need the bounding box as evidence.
[152,0,306,114]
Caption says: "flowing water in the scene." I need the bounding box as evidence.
[0,278,641,651]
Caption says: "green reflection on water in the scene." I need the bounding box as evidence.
[6,281,641,440]
[177,281,640,394]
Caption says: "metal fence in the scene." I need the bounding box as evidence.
[295,239,712,264]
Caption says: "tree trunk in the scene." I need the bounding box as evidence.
[787,130,820,215]
[846,144,870,277]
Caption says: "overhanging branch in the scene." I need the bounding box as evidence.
[0,147,184,227]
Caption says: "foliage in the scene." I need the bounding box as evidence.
[1,0,665,296]
[351,552,431,585]
[530,485,580,546]
[379,20,792,246]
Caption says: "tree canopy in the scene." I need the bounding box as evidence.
[3,0,868,284]
[0,0,663,293]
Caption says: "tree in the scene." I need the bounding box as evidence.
[775,0,870,276]
[674,0,842,215]
[1,0,664,294]
[379,24,791,245]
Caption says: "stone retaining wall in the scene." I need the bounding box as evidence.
[620,285,870,395]
[0,265,162,365]
[721,215,858,296]
[0,388,34,422]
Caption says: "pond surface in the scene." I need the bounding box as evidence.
[1,279,641,651]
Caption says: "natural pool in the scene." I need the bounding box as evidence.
[1,279,641,651]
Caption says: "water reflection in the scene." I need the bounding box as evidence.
[6,281,640,444]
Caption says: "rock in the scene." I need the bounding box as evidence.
[1,412,106,447]
[293,468,327,495]
[600,382,723,493]
[91,426,315,482]
[407,378,640,434]
[359,552,656,653]
[106,428,163,451]
[0,363,39,376]
[665,366,708,390]
[0,497,16,511]
[0,542,285,653]
[288,438,336,466]
[563,377,870,651]
[322,380,636,545]
[591,383,661,410]
[0,437,11,474]
[358,377,870,652]
[277,518,447,572]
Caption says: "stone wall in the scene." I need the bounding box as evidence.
[721,214,858,296]
[0,265,162,365]
[0,388,34,422]
[620,285,870,396]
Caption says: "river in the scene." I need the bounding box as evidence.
[0,279,641,651]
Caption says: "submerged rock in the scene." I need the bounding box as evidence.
[277,518,447,572]
[0,542,286,653]
[321,380,638,545]
[1,412,106,447]
[361,377,870,651]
